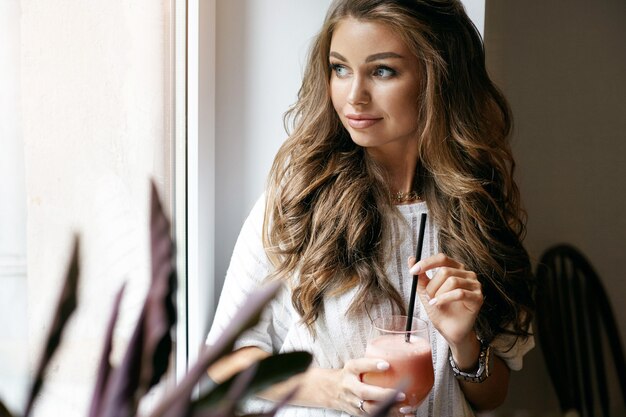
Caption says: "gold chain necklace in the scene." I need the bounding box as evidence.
[393,190,420,204]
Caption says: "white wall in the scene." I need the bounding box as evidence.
[18,1,172,415]
[186,0,216,370]
[213,0,485,307]
[214,0,333,303]
[485,0,626,415]
[0,0,28,411]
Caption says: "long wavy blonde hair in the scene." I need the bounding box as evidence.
[263,0,534,343]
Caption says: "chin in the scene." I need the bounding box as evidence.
[347,132,382,149]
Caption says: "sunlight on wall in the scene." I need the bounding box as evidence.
[18,1,171,415]
[0,0,28,411]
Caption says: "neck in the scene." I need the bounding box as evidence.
[366,146,419,195]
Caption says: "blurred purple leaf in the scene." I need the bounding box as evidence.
[201,363,259,417]
[0,400,14,417]
[249,389,298,417]
[191,384,298,417]
[97,181,177,417]
[192,352,312,410]
[223,363,258,405]
[88,283,126,417]
[259,388,299,417]
[147,280,282,417]
[370,380,409,417]
[236,388,298,417]
[24,236,80,417]
[142,180,177,388]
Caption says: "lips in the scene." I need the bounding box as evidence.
[346,114,382,129]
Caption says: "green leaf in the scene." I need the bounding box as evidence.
[192,351,312,410]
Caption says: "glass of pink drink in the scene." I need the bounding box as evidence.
[362,315,434,410]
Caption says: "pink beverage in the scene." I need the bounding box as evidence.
[362,316,434,408]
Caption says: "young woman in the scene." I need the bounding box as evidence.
[206,1,535,416]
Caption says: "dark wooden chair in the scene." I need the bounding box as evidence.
[535,244,626,416]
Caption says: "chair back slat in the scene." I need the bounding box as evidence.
[584,268,610,417]
[570,266,586,414]
[594,276,626,400]
[535,244,626,416]
[537,258,570,409]
[563,259,582,412]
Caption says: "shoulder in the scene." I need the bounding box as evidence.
[238,192,267,238]
[250,192,267,220]
[491,328,535,371]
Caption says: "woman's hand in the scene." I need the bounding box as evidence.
[327,358,406,416]
[233,348,406,414]
[408,253,483,352]
[404,254,511,411]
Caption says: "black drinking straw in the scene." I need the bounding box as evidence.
[405,212,427,342]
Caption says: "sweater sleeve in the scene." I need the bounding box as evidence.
[490,325,535,371]
[205,194,286,354]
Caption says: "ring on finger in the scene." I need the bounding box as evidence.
[358,399,366,413]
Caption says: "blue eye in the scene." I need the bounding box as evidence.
[331,63,350,78]
[374,66,396,78]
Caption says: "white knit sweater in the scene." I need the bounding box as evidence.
[207,195,534,417]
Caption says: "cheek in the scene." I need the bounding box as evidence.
[389,87,421,127]
[329,80,344,112]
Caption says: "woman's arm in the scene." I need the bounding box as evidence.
[207,346,405,415]
[448,332,510,410]
[408,254,511,412]
[208,346,271,384]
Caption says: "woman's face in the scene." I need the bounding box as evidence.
[329,18,423,157]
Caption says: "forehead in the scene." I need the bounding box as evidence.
[329,17,411,58]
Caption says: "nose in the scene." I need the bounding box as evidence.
[347,76,370,106]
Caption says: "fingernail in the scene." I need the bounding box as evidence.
[409,263,421,275]
[396,392,406,401]
[428,297,438,306]
[377,361,390,370]
[399,406,413,414]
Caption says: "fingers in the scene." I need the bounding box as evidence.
[345,359,400,401]
[399,405,417,415]
[345,357,390,374]
[428,269,480,299]
[357,384,403,403]
[352,398,367,416]
[408,252,464,275]
[432,287,483,309]
[408,254,483,309]
[356,390,408,415]
[388,403,417,416]
[359,393,408,416]
[342,358,405,414]
[428,274,482,308]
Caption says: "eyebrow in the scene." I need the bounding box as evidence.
[329,51,404,63]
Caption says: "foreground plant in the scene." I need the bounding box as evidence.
[0,182,400,417]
